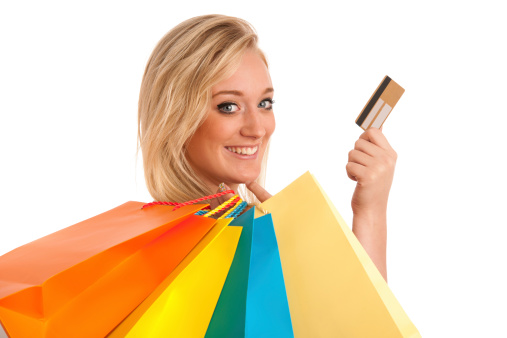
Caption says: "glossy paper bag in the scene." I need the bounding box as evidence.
[0,202,214,338]
[108,218,242,337]
[205,208,293,338]
[260,172,420,338]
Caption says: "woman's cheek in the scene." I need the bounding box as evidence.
[265,113,276,137]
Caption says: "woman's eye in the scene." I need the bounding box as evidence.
[217,102,239,114]
[258,98,275,110]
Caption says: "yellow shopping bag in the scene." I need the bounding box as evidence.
[260,172,420,338]
[108,218,242,337]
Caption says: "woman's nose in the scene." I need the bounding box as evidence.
[240,108,266,140]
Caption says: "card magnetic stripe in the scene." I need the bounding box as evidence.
[355,76,391,127]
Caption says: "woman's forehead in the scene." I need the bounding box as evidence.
[212,51,272,96]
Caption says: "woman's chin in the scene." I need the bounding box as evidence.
[228,170,261,185]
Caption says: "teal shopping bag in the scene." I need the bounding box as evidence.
[205,208,293,338]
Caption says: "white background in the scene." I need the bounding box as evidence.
[1,1,506,336]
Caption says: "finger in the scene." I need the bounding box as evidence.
[359,128,394,152]
[347,162,379,185]
[346,162,366,182]
[345,163,358,181]
[354,138,384,158]
[209,183,235,209]
[354,139,397,174]
[246,181,272,203]
[348,148,375,167]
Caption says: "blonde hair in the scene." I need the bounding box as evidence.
[139,14,269,203]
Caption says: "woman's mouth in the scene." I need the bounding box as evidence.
[225,146,259,156]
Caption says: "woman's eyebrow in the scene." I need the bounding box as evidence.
[212,87,274,98]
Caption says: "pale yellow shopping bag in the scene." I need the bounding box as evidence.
[260,172,420,337]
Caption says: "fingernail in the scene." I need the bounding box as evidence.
[218,183,229,192]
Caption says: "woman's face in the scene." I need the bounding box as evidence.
[186,49,275,190]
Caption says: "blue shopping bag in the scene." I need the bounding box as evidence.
[205,207,293,338]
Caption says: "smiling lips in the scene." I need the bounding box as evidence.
[225,146,259,156]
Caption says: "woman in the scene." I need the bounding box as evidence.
[138,14,396,281]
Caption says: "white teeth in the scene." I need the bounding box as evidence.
[226,146,258,155]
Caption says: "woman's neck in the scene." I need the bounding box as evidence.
[202,179,239,195]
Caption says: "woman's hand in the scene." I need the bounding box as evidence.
[209,181,272,210]
[346,127,397,282]
[246,181,272,203]
[347,128,397,216]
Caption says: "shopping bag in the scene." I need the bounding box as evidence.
[260,172,421,337]
[0,201,215,338]
[205,207,293,338]
[107,218,242,337]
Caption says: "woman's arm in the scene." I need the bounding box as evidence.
[346,128,397,282]
[217,128,396,282]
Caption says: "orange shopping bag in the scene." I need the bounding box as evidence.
[0,201,215,338]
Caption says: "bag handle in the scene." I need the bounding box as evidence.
[142,190,234,210]
[142,190,247,219]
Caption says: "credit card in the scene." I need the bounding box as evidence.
[355,75,405,130]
